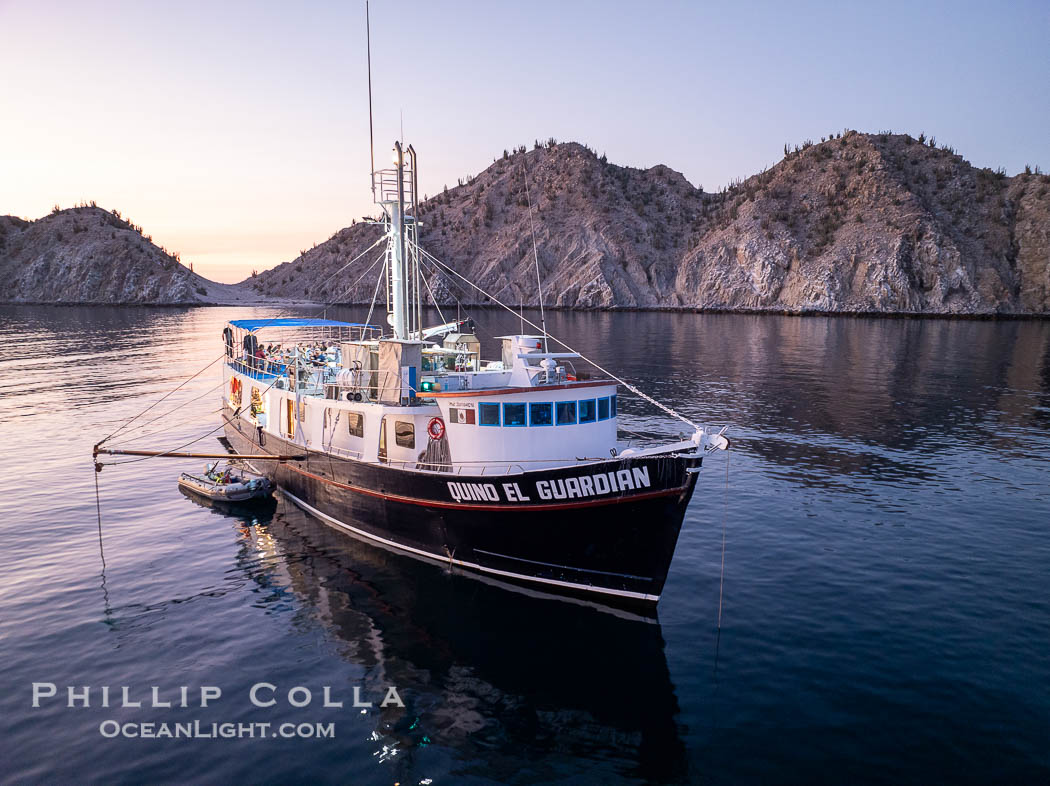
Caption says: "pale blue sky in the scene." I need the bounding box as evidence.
[1,0,1046,281]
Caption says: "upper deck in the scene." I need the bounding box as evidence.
[223,319,622,469]
[224,320,611,404]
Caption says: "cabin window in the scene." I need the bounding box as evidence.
[578,399,596,423]
[479,403,501,426]
[503,402,527,427]
[556,401,577,425]
[610,395,617,417]
[394,420,415,448]
[299,400,307,425]
[347,411,364,438]
[597,397,611,420]
[529,402,553,426]
[378,419,387,461]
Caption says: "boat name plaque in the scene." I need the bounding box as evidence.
[446,466,651,504]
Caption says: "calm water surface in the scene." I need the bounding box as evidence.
[1,305,1048,784]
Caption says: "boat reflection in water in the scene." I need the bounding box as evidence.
[219,490,686,781]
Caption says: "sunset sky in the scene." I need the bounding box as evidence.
[1,0,1047,283]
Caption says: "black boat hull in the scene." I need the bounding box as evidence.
[223,407,702,606]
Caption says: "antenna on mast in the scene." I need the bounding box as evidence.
[521,155,548,353]
[366,0,375,198]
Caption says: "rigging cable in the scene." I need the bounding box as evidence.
[109,404,225,448]
[99,250,389,465]
[417,246,701,432]
[364,252,387,330]
[418,266,448,329]
[417,254,482,334]
[99,420,232,466]
[99,356,223,446]
[95,234,387,454]
[107,382,226,446]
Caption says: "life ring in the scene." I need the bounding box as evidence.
[427,417,446,441]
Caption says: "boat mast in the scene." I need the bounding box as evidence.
[364,5,421,342]
[393,142,409,338]
[374,141,418,341]
[407,144,421,338]
[366,1,375,200]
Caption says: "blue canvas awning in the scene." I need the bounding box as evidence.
[227,318,378,331]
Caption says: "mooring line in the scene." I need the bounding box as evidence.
[94,463,106,572]
[717,449,729,629]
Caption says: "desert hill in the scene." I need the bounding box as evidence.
[4,133,1047,314]
[0,205,265,305]
[247,133,1050,315]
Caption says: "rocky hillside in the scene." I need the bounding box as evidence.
[0,206,263,305]
[248,133,1050,315]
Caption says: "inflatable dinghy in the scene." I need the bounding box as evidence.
[178,462,272,503]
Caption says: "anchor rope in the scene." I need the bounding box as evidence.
[94,465,106,571]
[717,450,729,629]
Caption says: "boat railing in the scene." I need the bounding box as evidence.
[325,445,365,461]
[379,459,529,475]
[227,359,283,381]
[228,359,336,394]
[379,458,614,476]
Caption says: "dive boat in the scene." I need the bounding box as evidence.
[219,143,728,608]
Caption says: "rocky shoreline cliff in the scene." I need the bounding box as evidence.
[4,133,1048,314]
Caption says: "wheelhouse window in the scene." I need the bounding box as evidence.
[556,401,577,425]
[610,395,617,417]
[347,411,364,438]
[529,402,553,426]
[479,403,501,426]
[597,397,611,421]
[578,399,596,423]
[503,402,527,427]
[394,420,415,448]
